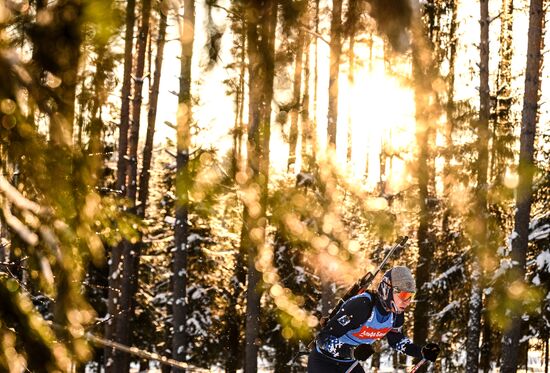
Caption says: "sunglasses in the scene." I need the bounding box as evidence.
[394,289,415,301]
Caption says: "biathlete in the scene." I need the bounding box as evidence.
[307,266,440,372]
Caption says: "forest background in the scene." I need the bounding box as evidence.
[0,0,548,372]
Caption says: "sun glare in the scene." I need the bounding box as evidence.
[310,37,417,194]
[350,69,415,192]
[149,0,549,205]
[151,6,421,199]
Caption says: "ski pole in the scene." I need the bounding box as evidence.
[345,360,359,373]
[409,359,427,373]
[346,356,425,373]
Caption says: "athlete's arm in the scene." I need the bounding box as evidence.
[316,296,374,359]
[385,313,423,359]
[321,296,373,337]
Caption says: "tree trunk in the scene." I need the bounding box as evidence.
[500,0,544,369]
[480,309,494,373]
[545,337,549,373]
[410,3,437,366]
[481,2,515,368]
[466,263,483,372]
[411,88,435,365]
[46,2,80,147]
[127,0,152,206]
[87,41,109,194]
[225,16,247,369]
[300,29,312,172]
[225,246,246,373]
[138,11,168,217]
[491,0,514,181]
[106,1,136,368]
[172,0,195,370]
[312,0,320,131]
[35,0,84,351]
[115,0,137,194]
[345,0,360,165]
[76,79,86,147]
[114,0,152,371]
[346,34,354,166]
[288,27,304,173]
[519,321,529,368]
[231,19,247,180]
[320,0,343,313]
[243,1,277,371]
[442,0,457,221]
[327,0,342,148]
[227,18,247,371]
[466,0,491,370]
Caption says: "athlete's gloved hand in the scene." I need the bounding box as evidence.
[351,344,374,361]
[421,343,440,362]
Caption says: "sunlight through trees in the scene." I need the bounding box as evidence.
[0,0,548,372]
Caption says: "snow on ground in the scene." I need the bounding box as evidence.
[85,349,545,372]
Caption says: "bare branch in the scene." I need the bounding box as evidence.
[84,332,189,370]
[164,149,177,158]
[209,3,243,19]
[39,226,62,260]
[2,202,39,246]
[0,175,48,216]
[300,26,330,46]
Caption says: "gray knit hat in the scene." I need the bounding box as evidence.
[390,266,416,293]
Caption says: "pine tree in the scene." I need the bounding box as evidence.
[408,1,438,365]
[113,1,152,371]
[500,0,545,369]
[115,0,137,193]
[172,0,195,369]
[106,0,136,367]
[300,17,313,173]
[139,8,168,216]
[465,0,491,370]
[343,0,364,165]
[241,0,278,370]
[228,10,247,181]
[219,3,247,371]
[1,0,120,370]
[287,2,307,173]
[326,0,342,149]
[480,0,516,368]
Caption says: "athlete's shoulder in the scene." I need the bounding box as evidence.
[339,291,376,318]
[349,290,377,302]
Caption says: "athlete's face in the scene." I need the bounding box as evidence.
[392,292,413,313]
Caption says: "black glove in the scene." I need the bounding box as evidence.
[351,344,374,361]
[421,343,440,362]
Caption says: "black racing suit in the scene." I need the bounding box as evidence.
[307,291,423,373]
